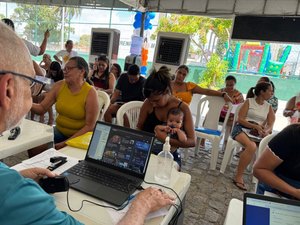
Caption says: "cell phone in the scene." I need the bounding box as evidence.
[39,176,69,193]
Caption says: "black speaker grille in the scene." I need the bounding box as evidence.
[156,37,184,65]
[91,33,110,55]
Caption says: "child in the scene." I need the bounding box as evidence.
[154,108,187,149]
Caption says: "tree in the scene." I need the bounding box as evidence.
[77,34,91,51]
[200,53,229,89]
[153,14,232,63]
[12,4,81,44]
[153,14,232,88]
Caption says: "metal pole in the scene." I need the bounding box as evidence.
[61,7,65,49]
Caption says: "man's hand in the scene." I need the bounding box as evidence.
[133,187,175,214]
[20,167,56,182]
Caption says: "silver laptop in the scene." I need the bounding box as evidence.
[243,193,300,225]
[62,121,154,206]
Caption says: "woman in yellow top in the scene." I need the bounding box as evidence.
[32,56,99,149]
[171,65,232,105]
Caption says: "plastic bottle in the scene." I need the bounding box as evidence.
[154,136,174,185]
[290,110,299,124]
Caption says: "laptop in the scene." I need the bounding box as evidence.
[243,193,300,225]
[62,121,154,206]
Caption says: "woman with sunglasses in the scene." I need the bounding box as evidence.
[137,67,196,168]
[31,56,99,150]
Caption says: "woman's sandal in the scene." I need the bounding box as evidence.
[232,180,247,191]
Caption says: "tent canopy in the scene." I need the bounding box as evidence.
[3,0,300,16]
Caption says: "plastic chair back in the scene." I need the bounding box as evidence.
[97,90,110,121]
[116,101,144,128]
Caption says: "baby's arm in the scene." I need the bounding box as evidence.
[154,125,170,138]
[173,128,187,142]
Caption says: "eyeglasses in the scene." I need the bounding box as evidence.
[0,70,45,96]
[63,66,77,72]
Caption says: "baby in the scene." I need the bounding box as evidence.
[155,108,187,147]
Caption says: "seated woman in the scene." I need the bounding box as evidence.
[247,76,278,113]
[39,53,52,73]
[110,63,122,80]
[90,55,115,94]
[254,124,300,200]
[219,75,244,148]
[283,93,300,123]
[219,75,244,122]
[171,65,232,105]
[231,82,275,191]
[31,56,99,149]
[137,67,196,168]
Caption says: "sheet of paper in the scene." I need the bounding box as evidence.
[11,148,79,174]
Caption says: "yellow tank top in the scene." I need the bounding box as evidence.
[56,81,92,137]
[173,82,197,105]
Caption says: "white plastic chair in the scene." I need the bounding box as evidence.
[189,94,202,122]
[194,96,233,170]
[97,90,110,121]
[116,101,144,129]
[252,132,278,185]
[220,104,243,173]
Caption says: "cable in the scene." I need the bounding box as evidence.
[143,180,183,225]
[66,179,182,224]
[66,179,139,212]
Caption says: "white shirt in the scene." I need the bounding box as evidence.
[246,97,270,125]
[23,39,40,56]
[55,50,78,68]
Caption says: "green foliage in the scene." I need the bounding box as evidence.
[12,4,81,43]
[153,14,232,62]
[77,34,91,49]
[200,54,229,89]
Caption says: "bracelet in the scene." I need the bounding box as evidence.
[221,92,226,97]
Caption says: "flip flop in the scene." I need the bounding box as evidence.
[232,180,247,191]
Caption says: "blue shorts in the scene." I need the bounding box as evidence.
[231,124,245,140]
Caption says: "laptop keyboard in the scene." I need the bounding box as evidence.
[68,163,137,193]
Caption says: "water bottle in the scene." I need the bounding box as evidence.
[290,110,299,124]
[154,136,174,185]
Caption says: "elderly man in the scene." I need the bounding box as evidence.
[0,22,174,225]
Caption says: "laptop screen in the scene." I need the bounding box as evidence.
[86,122,154,176]
[243,193,300,225]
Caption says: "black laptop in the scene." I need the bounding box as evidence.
[243,193,300,225]
[62,121,154,206]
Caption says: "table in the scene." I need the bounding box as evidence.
[223,198,243,225]
[54,146,191,225]
[0,119,53,159]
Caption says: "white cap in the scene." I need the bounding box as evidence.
[163,136,171,152]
